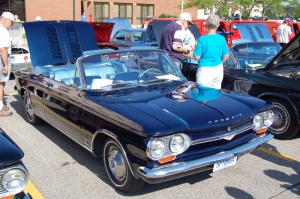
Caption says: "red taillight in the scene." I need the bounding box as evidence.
[24,56,28,60]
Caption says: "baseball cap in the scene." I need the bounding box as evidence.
[1,12,15,22]
[179,12,193,25]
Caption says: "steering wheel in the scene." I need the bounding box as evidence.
[139,68,163,79]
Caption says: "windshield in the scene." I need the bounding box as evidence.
[232,42,281,69]
[132,31,144,42]
[271,35,300,67]
[79,50,185,90]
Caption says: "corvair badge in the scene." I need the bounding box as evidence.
[208,113,243,124]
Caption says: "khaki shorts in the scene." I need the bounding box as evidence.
[196,63,223,90]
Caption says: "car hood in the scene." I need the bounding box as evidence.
[232,23,273,45]
[0,129,24,167]
[24,21,98,67]
[90,22,114,43]
[265,32,300,70]
[86,86,268,136]
[103,18,131,38]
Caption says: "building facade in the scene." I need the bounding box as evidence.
[1,0,197,25]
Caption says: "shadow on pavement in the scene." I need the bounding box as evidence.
[225,186,255,199]
[252,142,300,197]
[10,95,212,195]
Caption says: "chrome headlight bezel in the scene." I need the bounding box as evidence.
[147,133,191,161]
[1,164,29,196]
[253,110,274,131]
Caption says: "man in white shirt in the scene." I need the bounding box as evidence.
[276,19,292,46]
[0,12,15,116]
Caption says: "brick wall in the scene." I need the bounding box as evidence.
[25,0,198,25]
[25,0,81,21]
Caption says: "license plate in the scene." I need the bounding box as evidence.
[213,156,237,172]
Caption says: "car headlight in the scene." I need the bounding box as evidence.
[253,110,274,131]
[147,139,165,160]
[147,133,191,161]
[170,134,191,154]
[263,110,274,127]
[2,167,28,193]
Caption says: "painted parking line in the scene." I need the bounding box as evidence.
[257,146,297,162]
[24,180,44,199]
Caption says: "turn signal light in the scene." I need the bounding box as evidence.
[256,127,267,135]
[158,156,176,164]
[2,195,13,199]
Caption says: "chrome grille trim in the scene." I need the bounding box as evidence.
[192,124,254,145]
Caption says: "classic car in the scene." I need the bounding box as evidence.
[222,32,300,139]
[103,18,132,39]
[232,42,281,68]
[110,28,146,47]
[0,128,30,198]
[15,21,274,192]
[230,23,282,67]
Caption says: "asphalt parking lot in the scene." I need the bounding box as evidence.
[1,79,300,199]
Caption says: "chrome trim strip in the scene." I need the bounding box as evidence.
[45,119,93,153]
[91,129,138,179]
[192,124,254,145]
[137,134,273,182]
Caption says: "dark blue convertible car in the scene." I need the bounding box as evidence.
[15,21,273,192]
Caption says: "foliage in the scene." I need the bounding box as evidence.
[159,13,177,18]
[184,0,300,19]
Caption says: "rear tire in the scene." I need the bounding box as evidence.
[24,91,42,125]
[268,99,299,139]
[103,138,143,193]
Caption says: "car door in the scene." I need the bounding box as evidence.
[43,70,86,146]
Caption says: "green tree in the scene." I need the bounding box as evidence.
[184,0,218,14]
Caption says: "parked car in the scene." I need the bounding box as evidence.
[229,23,281,68]
[103,18,132,39]
[222,32,300,139]
[232,42,281,68]
[110,28,146,47]
[16,20,274,192]
[11,46,32,73]
[0,128,30,198]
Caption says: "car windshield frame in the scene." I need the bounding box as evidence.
[76,50,186,91]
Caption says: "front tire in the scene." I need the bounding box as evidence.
[24,91,42,124]
[268,99,299,139]
[103,138,143,193]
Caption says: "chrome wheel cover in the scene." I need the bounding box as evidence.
[270,102,290,134]
[107,145,126,181]
[25,94,34,121]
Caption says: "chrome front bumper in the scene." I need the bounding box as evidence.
[137,134,273,184]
